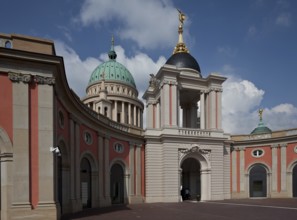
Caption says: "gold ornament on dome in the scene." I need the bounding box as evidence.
[173,9,189,54]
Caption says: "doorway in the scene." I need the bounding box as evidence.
[181,158,201,200]
[249,165,267,197]
[80,158,92,208]
[110,163,124,204]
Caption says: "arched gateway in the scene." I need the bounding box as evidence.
[179,146,211,201]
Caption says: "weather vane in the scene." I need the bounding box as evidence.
[173,9,189,54]
[177,9,186,27]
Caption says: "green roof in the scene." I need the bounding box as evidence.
[88,37,136,88]
[250,120,272,135]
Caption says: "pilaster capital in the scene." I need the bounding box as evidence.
[8,72,32,83]
[34,75,55,85]
[271,144,279,148]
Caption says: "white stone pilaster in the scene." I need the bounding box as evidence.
[271,144,278,192]
[129,143,135,196]
[200,92,205,129]
[231,149,237,192]
[216,90,222,129]
[281,143,287,191]
[239,148,245,192]
[104,136,111,203]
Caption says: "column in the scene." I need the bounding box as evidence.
[128,103,131,125]
[209,89,216,129]
[216,89,222,129]
[171,83,178,127]
[162,82,170,126]
[113,100,117,122]
[133,105,137,126]
[200,91,205,129]
[281,143,287,192]
[137,108,141,127]
[121,102,125,123]
[146,101,154,129]
[271,144,278,192]
[156,102,160,129]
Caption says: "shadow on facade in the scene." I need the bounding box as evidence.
[61,205,131,220]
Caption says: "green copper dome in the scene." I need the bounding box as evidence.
[251,120,272,135]
[88,37,136,88]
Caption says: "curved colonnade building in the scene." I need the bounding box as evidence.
[0,17,296,220]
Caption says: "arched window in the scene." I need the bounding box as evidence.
[5,40,12,48]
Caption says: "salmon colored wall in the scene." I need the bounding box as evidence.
[0,73,13,141]
[141,144,145,197]
[79,124,98,160]
[287,142,297,167]
[245,145,272,170]
[109,137,130,166]
[56,100,70,144]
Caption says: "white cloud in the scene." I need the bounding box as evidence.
[275,12,291,27]
[77,0,179,49]
[55,40,100,97]
[55,40,165,99]
[222,74,297,134]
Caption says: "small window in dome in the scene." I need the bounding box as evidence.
[117,75,119,78]
[111,74,114,77]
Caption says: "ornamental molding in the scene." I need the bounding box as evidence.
[209,87,223,92]
[8,72,31,83]
[34,75,55,85]
[8,72,55,85]
[178,144,211,160]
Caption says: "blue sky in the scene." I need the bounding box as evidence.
[1,0,297,134]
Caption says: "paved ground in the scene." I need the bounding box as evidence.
[61,199,297,220]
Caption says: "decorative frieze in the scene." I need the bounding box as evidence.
[8,72,55,85]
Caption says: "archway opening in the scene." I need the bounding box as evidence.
[249,165,267,197]
[181,158,201,200]
[110,163,124,204]
[293,164,297,197]
[80,158,92,208]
